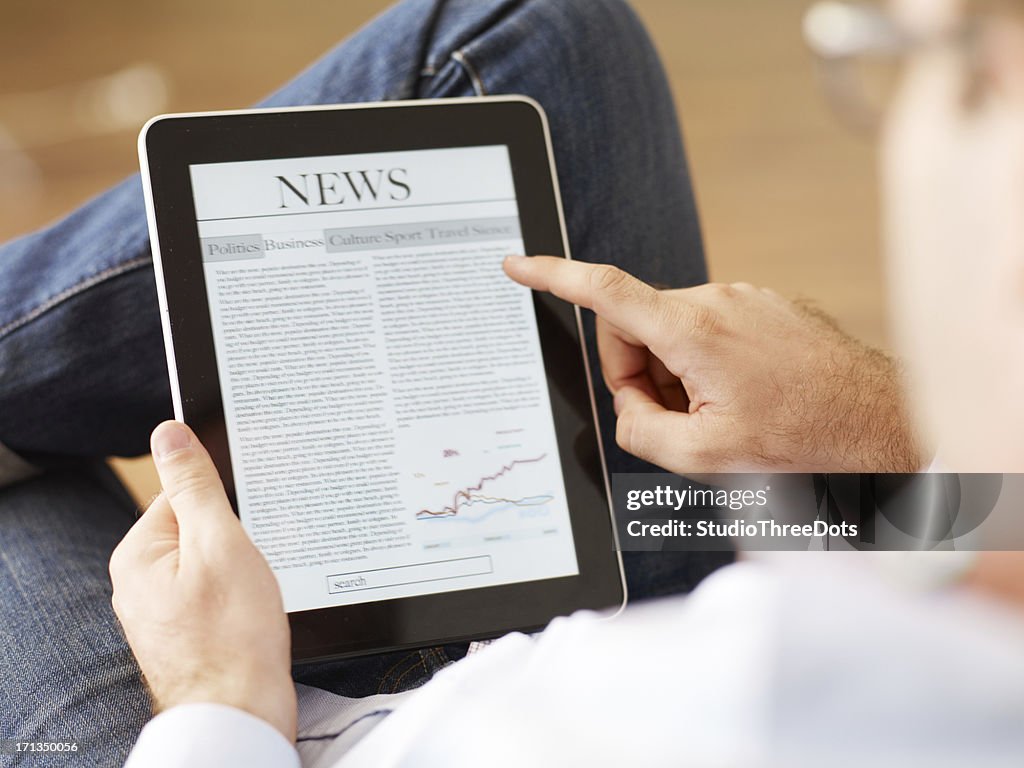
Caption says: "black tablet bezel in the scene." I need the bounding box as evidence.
[139,97,625,663]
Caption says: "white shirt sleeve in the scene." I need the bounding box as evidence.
[336,560,1024,768]
[124,703,299,768]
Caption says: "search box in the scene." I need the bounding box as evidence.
[326,555,493,595]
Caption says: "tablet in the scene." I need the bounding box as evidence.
[139,97,625,662]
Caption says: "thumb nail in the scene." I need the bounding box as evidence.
[152,422,192,461]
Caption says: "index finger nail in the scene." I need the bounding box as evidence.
[151,422,192,461]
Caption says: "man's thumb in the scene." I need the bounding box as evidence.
[150,421,235,534]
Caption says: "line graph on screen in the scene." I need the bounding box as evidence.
[415,454,555,523]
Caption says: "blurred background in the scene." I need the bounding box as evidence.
[0,0,880,502]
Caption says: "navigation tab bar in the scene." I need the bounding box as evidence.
[325,217,521,254]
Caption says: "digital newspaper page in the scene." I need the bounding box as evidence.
[189,146,579,613]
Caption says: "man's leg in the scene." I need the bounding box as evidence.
[0,466,150,766]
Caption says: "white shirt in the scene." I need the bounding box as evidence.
[125,558,1024,768]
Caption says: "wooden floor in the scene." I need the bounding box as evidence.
[0,0,884,502]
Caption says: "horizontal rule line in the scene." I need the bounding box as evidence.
[196,198,518,223]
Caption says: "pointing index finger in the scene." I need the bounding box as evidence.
[503,256,686,352]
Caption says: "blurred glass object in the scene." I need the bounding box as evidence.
[804,1,983,133]
[73,63,169,134]
[0,63,169,149]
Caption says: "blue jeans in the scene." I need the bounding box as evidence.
[0,0,732,764]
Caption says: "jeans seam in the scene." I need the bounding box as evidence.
[450,49,487,96]
[419,646,447,676]
[376,652,420,695]
[0,255,151,342]
[388,658,426,693]
[424,0,527,72]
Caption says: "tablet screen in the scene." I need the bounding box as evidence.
[189,145,580,613]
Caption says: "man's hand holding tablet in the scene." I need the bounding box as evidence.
[111,421,297,742]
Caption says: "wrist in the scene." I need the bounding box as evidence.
[154,670,298,743]
[854,350,926,473]
[809,342,925,473]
